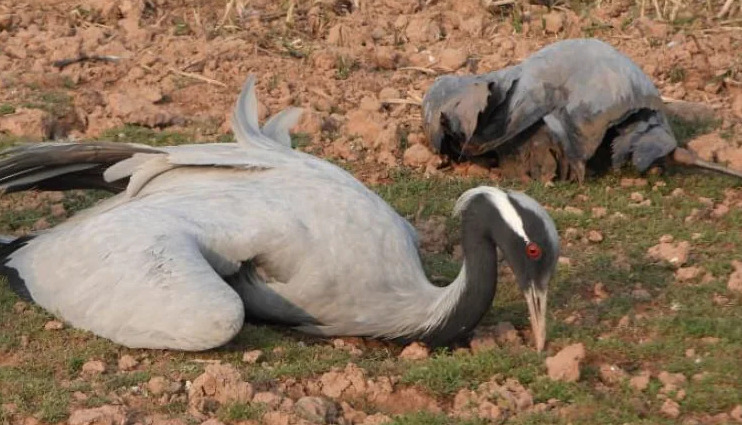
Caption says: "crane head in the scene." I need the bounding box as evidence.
[457,187,560,351]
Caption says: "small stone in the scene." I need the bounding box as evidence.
[469,329,497,353]
[399,342,429,360]
[542,12,564,33]
[591,207,607,218]
[68,406,129,425]
[0,108,54,139]
[587,230,604,243]
[728,261,742,294]
[295,396,339,424]
[630,192,644,202]
[675,266,702,282]
[437,48,468,70]
[729,405,742,422]
[599,364,628,385]
[671,188,685,197]
[631,288,652,301]
[545,343,585,382]
[621,178,649,187]
[647,240,691,268]
[660,399,681,418]
[148,376,179,396]
[403,144,435,167]
[242,350,264,364]
[359,96,381,112]
[629,371,651,391]
[477,400,502,420]
[252,391,282,409]
[493,321,521,346]
[711,204,730,218]
[44,320,64,330]
[658,371,686,386]
[617,315,630,328]
[685,348,695,358]
[118,355,139,371]
[660,234,675,243]
[81,360,106,376]
[378,87,400,101]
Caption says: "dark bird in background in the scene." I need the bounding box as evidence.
[422,38,742,184]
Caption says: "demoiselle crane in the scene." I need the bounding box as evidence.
[422,38,742,183]
[0,75,560,352]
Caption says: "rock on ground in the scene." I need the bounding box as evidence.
[545,343,585,382]
[398,342,430,360]
[728,261,742,293]
[68,405,129,425]
[294,396,339,424]
[0,108,53,139]
[188,363,254,418]
[647,240,691,268]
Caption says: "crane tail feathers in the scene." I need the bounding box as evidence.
[261,107,304,148]
[231,74,300,150]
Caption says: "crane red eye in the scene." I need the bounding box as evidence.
[526,242,542,260]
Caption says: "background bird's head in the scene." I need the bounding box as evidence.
[455,187,560,351]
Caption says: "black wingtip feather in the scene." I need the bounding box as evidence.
[0,235,36,302]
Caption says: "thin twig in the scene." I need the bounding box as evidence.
[381,98,422,106]
[653,0,664,19]
[718,0,735,18]
[483,0,517,8]
[216,0,236,30]
[398,66,438,75]
[167,67,227,87]
[640,0,646,18]
[52,55,122,69]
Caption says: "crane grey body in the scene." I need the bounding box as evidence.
[0,75,559,352]
[422,38,742,183]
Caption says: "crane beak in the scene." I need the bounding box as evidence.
[524,286,548,352]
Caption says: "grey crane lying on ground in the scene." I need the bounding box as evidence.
[422,38,742,184]
[0,74,560,352]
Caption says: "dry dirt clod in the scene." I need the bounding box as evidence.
[402,144,436,168]
[68,405,130,425]
[253,391,283,409]
[630,371,651,391]
[658,371,687,387]
[730,405,742,422]
[437,48,468,71]
[661,398,681,418]
[242,349,265,364]
[118,354,139,371]
[319,363,367,399]
[44,320,64,330]
[82,360,106,376]
[399,342,430,360]
[591,207,607,218]
[587,230,604,243]
[295,396,339,424]
[728,261,742,294]
[545,343,585,382]
[148,376,181,396]
[599,364,628,385]
[188,363,254,418]
[0,108,54,139]
[647,240,691,268]
[675,266,702,282]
